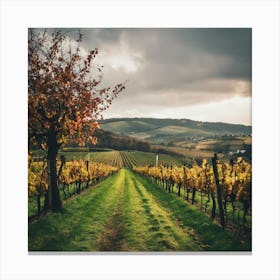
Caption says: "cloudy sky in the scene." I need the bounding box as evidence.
[66,28,252,125]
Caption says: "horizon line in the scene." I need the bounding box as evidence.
[101,116,252,127]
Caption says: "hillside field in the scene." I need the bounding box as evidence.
[101,118,252,144]
[38,150,183,168]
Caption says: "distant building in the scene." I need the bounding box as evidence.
[229,150,246,156]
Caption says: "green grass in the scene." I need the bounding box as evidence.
[134,172,251,251]
[29,172,125,251]
[29,169,250,251]
[156,181,252,228]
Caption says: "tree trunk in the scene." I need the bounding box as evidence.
[44,132,62,211]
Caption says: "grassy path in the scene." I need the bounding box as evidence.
[29,172,126,251]
[29,169,250,251]
[134,172,251,251]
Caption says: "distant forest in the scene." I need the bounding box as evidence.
[64,129,184,159]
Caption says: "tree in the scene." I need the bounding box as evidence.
[28,29,125,211]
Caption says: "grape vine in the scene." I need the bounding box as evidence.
[133,156,252,227]
[28,154,118,218]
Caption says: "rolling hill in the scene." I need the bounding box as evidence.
[100,118,252,144]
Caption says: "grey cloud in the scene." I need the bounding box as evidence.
[37,28,251,119]
[86,28,251,100]
[120,28,251,79]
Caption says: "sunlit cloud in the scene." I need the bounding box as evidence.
[42,28,252,125]
[96,36,144,74]
[103,96,251,125]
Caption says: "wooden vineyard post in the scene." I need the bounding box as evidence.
[211,153,225,227]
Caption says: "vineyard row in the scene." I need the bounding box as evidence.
[28,155,119,218]
[133,156,251,228]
